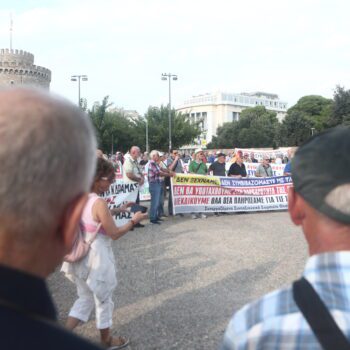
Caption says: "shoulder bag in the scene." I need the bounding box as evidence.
[293,277,350,350]
[64,223,102,263]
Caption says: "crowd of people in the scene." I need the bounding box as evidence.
[97,146,296,222]
[2,87,350,350]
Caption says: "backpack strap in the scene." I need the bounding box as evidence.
[293,277,350,350]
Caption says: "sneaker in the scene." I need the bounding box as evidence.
[134,223,145,228]
[150,220,161,224]
[200,213,207,219]
[191,214,198,219]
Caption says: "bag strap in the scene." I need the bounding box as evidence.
[85,223,102,245]
[293,277,350,350]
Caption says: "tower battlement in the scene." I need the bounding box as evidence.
[0,48,51,89]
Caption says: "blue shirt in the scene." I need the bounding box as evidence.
[284,161,292,174]
[221,252,350,350]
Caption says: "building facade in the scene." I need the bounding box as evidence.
[176,91,287,145]
[0,48,51,89]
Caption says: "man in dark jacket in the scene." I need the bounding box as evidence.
[0,88,102,350]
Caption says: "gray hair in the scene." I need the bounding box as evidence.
[150,150,159,158]
[0,88,96,241]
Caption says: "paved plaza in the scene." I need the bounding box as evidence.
[48,207,308,350]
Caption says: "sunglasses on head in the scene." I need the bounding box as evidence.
[101,174,115,183]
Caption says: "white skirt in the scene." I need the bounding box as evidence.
[61,233,117,302]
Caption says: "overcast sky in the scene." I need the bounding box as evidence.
[1,0,349,114]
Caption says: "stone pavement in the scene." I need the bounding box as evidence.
[48,208,307,349]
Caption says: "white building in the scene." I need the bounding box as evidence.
[176,91,287,146]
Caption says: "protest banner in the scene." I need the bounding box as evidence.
[236,148,289,161]
[114,160,151,201]
[243,162,285,177]
[102,179,139,226]
[171,174,292,214]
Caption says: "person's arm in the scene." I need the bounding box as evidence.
[168,156,179,171]
[93,198,147,240]
[255,165,262,177]
[110,202,135,215]
[242,164,247,178]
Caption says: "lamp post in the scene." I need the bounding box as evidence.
[161,73,178,152]
[71,75,88,108]
[146,116,149,153]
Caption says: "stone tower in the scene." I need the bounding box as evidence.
[0,48,51,89]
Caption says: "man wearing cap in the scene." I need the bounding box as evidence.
[255,156,273,177]
[221,126,350,349]
[209,153,226,176]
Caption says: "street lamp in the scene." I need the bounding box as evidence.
[71,75,88,108]
[161,73,178,152]
[146,116,149,153]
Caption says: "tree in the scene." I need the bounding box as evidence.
[89,96,139,153]
[287,95,332,131]
[141,105,201,151]
[328,85,350,126]
[279,111,312,146]
[207,106,279,148]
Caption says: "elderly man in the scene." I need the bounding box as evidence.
[148,150,174,224]
[255,156,273,177]
[123,145,145,227]
[0,88,101,349]
[222,127,350,349]
[209,152,226,176]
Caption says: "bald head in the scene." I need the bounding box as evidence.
[0,88,96,242]
[130,146,140,160]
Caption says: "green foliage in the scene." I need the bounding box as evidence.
[88,98,201,153]
[142,105,201,150]
[279,111,313,146]
[278,95,333,146]
[88,96,140,153]
[287,95,332,131]
[329,86,350,126]
[207,106,279,148]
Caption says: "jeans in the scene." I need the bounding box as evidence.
[149,181,162,221]
[158,182,165,217]
[168,183,173,215]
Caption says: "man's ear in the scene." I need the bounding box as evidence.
[288,187,304,226]
[59,193,89,252]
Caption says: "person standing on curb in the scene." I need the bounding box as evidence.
[123,146,145,228]
[189,149,208,219]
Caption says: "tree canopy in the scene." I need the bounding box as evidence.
[89,98,201,153]
[207,106,279,148]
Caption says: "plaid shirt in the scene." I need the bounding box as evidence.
[148,160,161,183]
[221,252,350,350]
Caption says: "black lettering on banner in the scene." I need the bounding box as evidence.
[211,197,222,204]
[265,197,275,203]
[223,197,232,204]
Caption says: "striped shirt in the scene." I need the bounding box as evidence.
[221,252,350,350]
